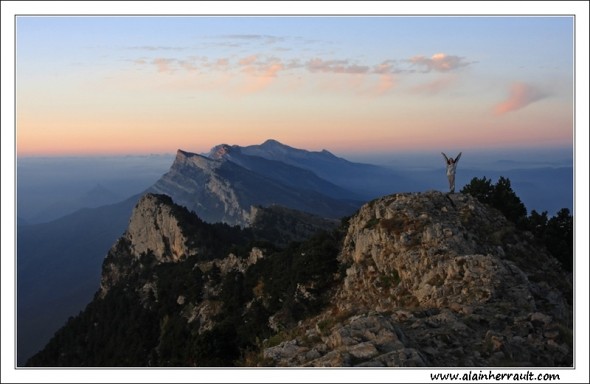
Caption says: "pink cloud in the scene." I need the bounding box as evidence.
[237,56,284,78]
[493,82,547,115]
[373,61,395,74]
[178,59,198,72]
[409,75,457,95]
[262,61,283,78]
[409,53,469,72]
[237,56,285,93]
[152,58,175,73]
[239,55,258,66]
[215,58,229,67]
[374,74,396,95]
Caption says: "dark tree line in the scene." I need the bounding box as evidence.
[461,176,573,271]
[26,212,345,367]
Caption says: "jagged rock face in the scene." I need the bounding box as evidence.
[127,194,192,263]
[151,150,251,226]
[336,191,541,312]
[150,149,359,227]
[262,191,572,367]
[99,193,194,297]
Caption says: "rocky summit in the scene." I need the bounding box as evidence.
[27,191,572,367]
[261,191,572,367]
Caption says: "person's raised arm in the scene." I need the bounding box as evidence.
[441,152,449,163]
[455,152,462,163]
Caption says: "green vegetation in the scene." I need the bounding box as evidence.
[461,176,527,228]
[461,176,573,271]
[26,206,347,367]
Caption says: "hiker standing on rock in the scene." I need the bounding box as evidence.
[442,152,462,193]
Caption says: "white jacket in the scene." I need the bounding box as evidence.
[442,152,462,176]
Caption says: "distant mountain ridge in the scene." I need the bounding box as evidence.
[233,139,426,198]
[17,139,572,366]
[19,139,394,364]
[149,144,364,226]
[208,143,357,200]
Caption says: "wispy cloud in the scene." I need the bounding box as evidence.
[306,58,369,74]
[238,55,284,77]
[370,61,401,94]
[408,75,457,95]
[239,55,258,67]
[493,82,547,115]
[178,59,199,72]
[234,55,287,93]
[152,58,176,73]
[373,60,397,74]
[409,53,470,72]
[131,50,471,96]
[374,73,396,95]
[213,57,230,70]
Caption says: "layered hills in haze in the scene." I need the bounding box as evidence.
[218,139,425,198]
[17,139,409,365]
[17,139,574,367]
[149,139,425,226]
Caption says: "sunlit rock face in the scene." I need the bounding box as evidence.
[126,194,191,263]
[150,150,251,226]
[150,149,359,227]
[263,191,572,367]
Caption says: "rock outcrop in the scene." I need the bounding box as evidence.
[98,194,195,297]
[261,191,572,367]
[150,150,252,226]
[126,194,192,263]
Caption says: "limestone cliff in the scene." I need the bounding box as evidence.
[149,149,359,226]
[150,150,251,226]
[126,194,192,263]
[98,194,196,297]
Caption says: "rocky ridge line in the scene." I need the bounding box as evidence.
[261,191,572,367]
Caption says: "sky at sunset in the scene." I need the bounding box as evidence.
[3,3,590,383]
[15,13,575,156]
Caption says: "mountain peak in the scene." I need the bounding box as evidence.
[259,139,332,155]
[176,149,195,158]
[242,139,340,160]
[173,149,222,171]
[208,144,238,160]
[261,138,285,147]
[257,139,296,155]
